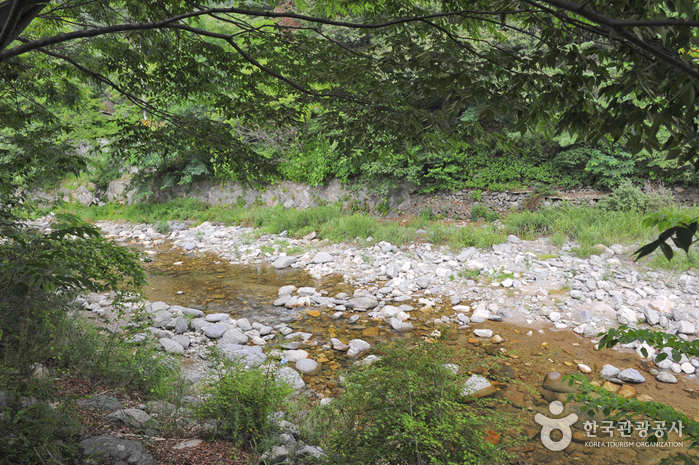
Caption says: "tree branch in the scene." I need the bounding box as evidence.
[0,6,520,61]
[535,0,699,80]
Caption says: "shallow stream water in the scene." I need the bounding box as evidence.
[142,246,699,465]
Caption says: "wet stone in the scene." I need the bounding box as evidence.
[542,371,578,393]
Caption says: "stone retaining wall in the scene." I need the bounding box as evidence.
[45,177,699,218]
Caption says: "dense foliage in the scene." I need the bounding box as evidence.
[2,0,699,196]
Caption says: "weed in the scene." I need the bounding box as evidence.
[459,268,481,280]
[376,199,390,216]
[196,348,294,448]
[302,339,521,464]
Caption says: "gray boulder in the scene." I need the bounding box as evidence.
[81,435,156,465]
[77,395,123,411]
[206,313,229,322]
[273,256,297,269]
[220,344,266,367]
[347,296,379,309]
[390,318,413,332]
[347,339,371,358]
[204,324,227,339]
[172,335,190,349]
[174,316,188,334]
[106,409,159,431]
[159,338,184,355]
[276,367,305,390]
[600,364,620,381]
[313,252,334,264]
[296,358,320,375]
[220,328,249,345]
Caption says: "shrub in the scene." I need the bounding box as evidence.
[597,179,675,213]
[309,340,518,464]
[470,203,489,220]
[196,349,294,448]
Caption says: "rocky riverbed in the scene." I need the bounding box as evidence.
[59,217,699,464]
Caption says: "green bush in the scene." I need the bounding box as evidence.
[307,340,518,464]
[596,179,675,213]
[196,349,294,448]
[470,203,489,220]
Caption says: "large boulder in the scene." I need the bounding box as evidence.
[81,435,156,465]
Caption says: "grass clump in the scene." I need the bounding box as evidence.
[302,339,520,464]
[196,348,294,449]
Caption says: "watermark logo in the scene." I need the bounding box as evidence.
[535,401,578,451]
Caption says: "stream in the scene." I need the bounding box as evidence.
[139,245,699,465]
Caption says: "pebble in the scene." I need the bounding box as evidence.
[474,329,493,338]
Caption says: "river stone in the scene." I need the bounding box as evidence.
[274,295,291,306]
[462,375,497,399]
[542,371,578,393]
[298,287,316,297]
[206,313,229,323]
[273,256,297,269]
[191,318,210,331]
[644,307,660,325]
[390,317,414,332]
[296,358,320,375]
[278,285,296,296]
[474,329,493,338]
[259,325,272,336]
[679,321,696,335]
[313,252,333,264]
[618,368,646,384]
[172,335,190,349]
[617,307,638,325]
[276,367,305,390]
[416,277,431,289]
[106,409,158,431]
[347,339,371,358]
[347,296,379,309]
[80,435,156,465]
[151,301,169,312]
[159,338,184,355]
[331,338,349,351]
[379,305,400,317]
[171,305,204,318]
[600,364,621,380]
[220,344,266,367]
[236,318,253,331]
[579,310,592,323]
[681,362,695,374]
[296,445,325,460]
[656,372,678,383]
[457,314,470,324]
[283,349,308,363]
[220,329,248,345]
[151,310,172,328]
[173,317,188,334]
[184,242,196,250]
[77,395,123,411]
[204,324,227,339]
